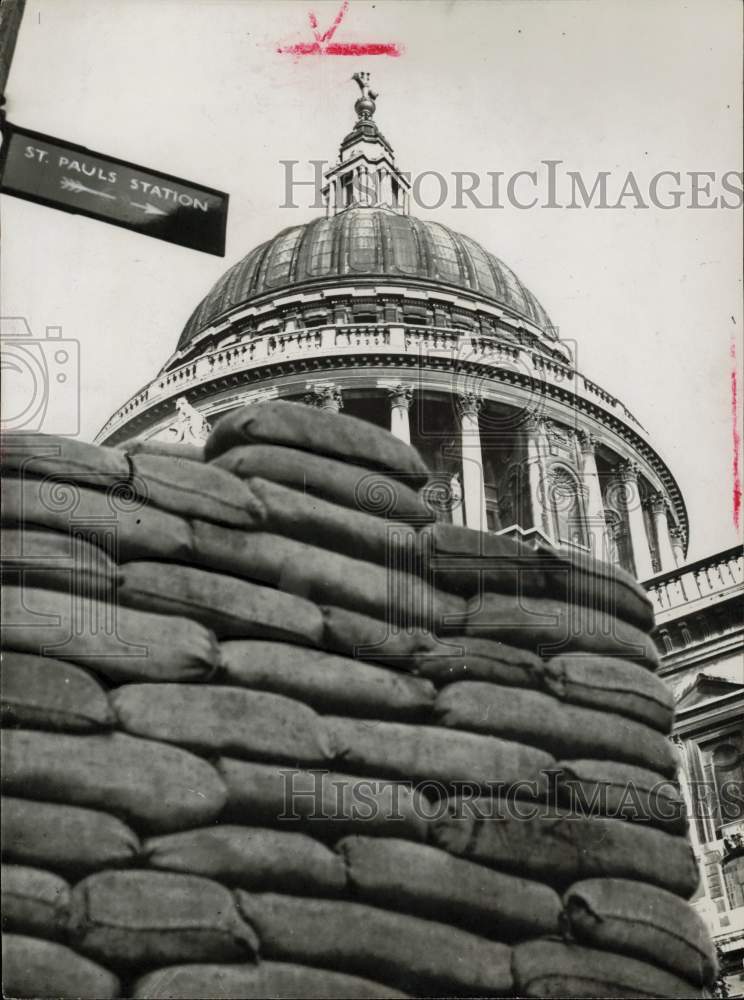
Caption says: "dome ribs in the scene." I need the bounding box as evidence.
[176,213,557,349]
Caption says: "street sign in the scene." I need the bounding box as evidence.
[0,123,228,255]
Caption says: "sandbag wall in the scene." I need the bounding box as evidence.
[1,400,715,998]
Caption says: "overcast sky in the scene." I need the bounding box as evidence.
[2,0,742,560]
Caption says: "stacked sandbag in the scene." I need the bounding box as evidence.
[1,402,714,998]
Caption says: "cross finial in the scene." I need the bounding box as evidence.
[352,71,378,120]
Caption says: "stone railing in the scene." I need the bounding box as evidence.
[644,546,744,618]
[96,322,648,442]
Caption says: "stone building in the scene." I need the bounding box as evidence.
[95,76,743,988]
[646,548,744,994]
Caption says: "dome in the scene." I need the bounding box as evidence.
[177,208,556,351]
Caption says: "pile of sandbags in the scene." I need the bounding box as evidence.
[1,400,714,998]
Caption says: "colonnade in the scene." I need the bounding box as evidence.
[303,381,683,579]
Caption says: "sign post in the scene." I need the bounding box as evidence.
[0,122,228,255]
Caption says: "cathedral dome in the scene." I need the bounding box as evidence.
[176,208,556,351]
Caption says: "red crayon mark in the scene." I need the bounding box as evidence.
[732,333,742,531]
[278,1,402,57]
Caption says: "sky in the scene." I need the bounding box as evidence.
[2,0,742,561]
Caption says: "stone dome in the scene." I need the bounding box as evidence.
[177,208,556,351]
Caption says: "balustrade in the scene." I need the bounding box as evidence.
[644,548,743,616]
[96,322,648,445]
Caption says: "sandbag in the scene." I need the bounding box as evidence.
[434,682,677,775]
[1,474,193,562]
[219,640,435,719]
[423,524,655,631]
[420,522,541,598]
[69,870,258,967]
[118,561,324,645]
[552,759,686,832]
[410,635,544,686]
[464,592,659,668]
[118,436,205,462]
[326,715,555,789]
[112,683,332,765]
[128,452,263,527]
[1,650,114,732]
[2,585,220,683]
[337,835,561,938]
[431,800,700,897]
[217,758,430,843]
[2,933,121,998]
[1,430,130,484]
[278,547,465,632]
[563,878,716,986]
[205,400,430,485]
[0,526,120,597]
[189,521,307,585]
[1,797,141,872]
[132,962,409,999]
[543,653,674,732]
[213,444,432,521]
[1,730,227,833]
[145,825,346,896]
[320,604,430,667]
[234,892,513,996]
[537,540,655,632]
[244,475,420,565]
[512,938,700,998]
[2,864,70,939]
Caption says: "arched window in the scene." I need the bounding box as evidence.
[547,466,586,547]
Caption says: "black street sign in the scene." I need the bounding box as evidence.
[0,123,228,256]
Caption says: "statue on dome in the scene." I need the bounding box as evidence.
[352,71,378,120]
[168,396,211,444]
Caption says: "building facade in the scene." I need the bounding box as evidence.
[646,548,744,995]
[95,76,742,986]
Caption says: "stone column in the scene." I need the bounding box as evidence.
[305,383,343,412]
[670,526,686,567]
[614,460,653,580]
[648,492,677,572]
[578,431,610,559]
[387,384,413,445]
[456,392,487,531]
[525,415,549,538]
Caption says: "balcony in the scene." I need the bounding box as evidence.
[644,547,744,624]
[95,323,647,443]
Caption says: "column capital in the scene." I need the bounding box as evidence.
[387,383,414,409]
[669,525,685,543]
[456,391,484,419]
[614,458,640,482]
[522,411,544,435]
[577,429,599,454]
[645,491,671,516]
[304,383,344,411]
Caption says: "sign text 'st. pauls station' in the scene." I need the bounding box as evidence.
[0,124,228,255]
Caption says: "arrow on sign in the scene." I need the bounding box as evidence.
[60,176,116,200]
[130,200,168,216]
